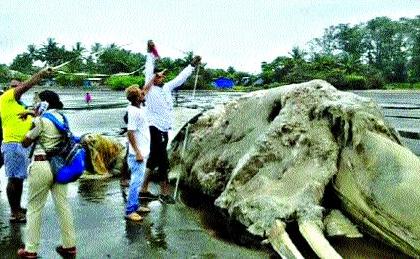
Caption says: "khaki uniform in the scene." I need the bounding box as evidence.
[25,110,76,253]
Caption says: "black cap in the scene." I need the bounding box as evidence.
[39,90,63,109]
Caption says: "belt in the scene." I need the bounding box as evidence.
[34,154,48,161]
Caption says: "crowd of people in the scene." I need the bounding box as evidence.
[0,40,201,258]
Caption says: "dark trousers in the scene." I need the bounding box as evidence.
[146,126,169,181]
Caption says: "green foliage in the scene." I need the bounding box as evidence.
[105,75,145,90]
[0,65,10,83]
[37,38,73,66]
[97,46,144,75]
[343,74,367,89]
[384,82,420,90]
[0,65,30,83]
[55,74,86,87]
[11,71,30,82]
[322,69,346,89]
[9,53,34,74]
[361,68,385,89]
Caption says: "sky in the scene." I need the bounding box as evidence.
[0,0,419,73]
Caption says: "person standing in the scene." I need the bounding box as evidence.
[85,92,92,106]
[124,85,152,221]
[140,40,201,204]
[17,90,77,258]
[0,69,51,223]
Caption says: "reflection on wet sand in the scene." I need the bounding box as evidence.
[0,220,25,258]
[77,179,111,203]
[148,202,168,249]
[120,182,168,249]
[0,165,25,257]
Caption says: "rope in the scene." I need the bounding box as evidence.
[173,65,200,200]
[192,65,200,99]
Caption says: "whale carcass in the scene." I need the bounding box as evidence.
[168,80,420,258]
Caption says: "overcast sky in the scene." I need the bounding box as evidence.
[0,0,419,73]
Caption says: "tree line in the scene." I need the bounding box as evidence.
[1,15,419,90]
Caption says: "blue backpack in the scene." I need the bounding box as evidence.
[42,112,86,183]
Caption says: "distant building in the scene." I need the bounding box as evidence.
[253,78,264,86]
[84,78,103,88]
[241,77,251,86]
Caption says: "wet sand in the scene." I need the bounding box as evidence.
[0,174,274,258]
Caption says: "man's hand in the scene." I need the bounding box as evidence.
[191,56,201,67]
[147,40,155,53]
[18,110,35,120]
[40,67,55,78]
[135,152,144,162]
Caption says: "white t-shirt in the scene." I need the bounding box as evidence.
[144,53,194,132]
[127,105,150,157]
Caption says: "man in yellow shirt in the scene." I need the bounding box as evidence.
[0,69,51,223]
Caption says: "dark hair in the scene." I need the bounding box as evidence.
[39,90,63,109]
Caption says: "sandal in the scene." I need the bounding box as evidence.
[125,212,143,222]
[17,248,37,258]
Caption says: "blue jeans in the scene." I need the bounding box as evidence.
[125,154,147,215]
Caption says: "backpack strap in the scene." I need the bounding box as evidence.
[42,112,69,133]
[42,112,80,144]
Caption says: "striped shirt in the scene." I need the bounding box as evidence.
[144,53,194,132]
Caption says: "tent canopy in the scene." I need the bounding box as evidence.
[213,77,234,89]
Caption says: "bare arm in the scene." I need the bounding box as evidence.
[22,118,41,148]
[18,110,36,120]
[22,136,35,148]
[127,130,143,162]
[14,68,51,100]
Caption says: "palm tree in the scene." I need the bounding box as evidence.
[27,44,38,60]
[91,42,102,54]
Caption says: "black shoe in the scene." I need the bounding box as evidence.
[55,246,76,258]
[139,191,158,200]
[159,194,176,204]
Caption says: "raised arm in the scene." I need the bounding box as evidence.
[165,55,201,92]
[144,40,159,84]
[14,68,52,100]
[142,72,159,95]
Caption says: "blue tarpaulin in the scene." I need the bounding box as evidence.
[213,77,234,89]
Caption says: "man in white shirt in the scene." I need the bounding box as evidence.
[140,40,201,204]
[125,85,152,221]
